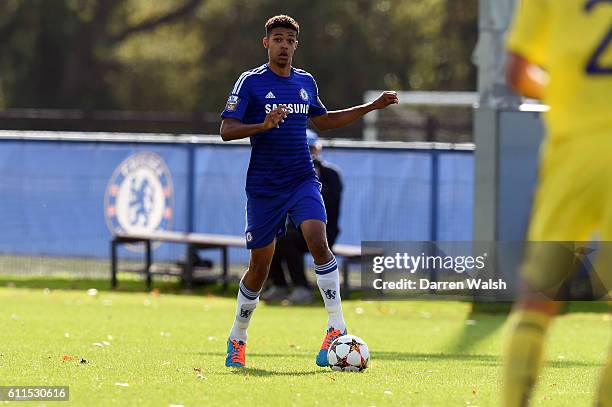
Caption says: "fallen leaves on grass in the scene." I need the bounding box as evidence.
[377,305,396,316]
[93,341,111,347]
[193,367,206,380]
[62,355,73,362]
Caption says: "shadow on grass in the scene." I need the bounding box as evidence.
[201,350,598,368]
[222,367,326,377]
[0,275,362,302]
[198,352,325,376]
[198,352,312,360]
[0,274,234,297]
[374,351,599,368]
[447,301,609,356]
[446,305,509,355]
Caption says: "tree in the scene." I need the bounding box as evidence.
[0,0,478,138]
[195,0,477,112]
[0,0,203,109]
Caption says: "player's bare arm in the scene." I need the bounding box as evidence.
[506,52,548,100]
[220,106,289,141]
[310,91,398,131]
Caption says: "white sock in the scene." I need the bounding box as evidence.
[315,256,346,332]
[229,279,260,343]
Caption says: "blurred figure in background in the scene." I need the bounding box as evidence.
[503,0,612,405]
[262,129,343,304]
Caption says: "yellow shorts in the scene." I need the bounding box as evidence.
[527,131,612,241]
[521,131,612,299]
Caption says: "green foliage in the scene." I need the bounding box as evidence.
[195,0,478,112]
[0,0,477,113]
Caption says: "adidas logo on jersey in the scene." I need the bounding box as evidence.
[265,91,276,99]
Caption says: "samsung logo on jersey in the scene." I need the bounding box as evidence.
[265,103,309,115]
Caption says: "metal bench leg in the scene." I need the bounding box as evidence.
[111,239,118,289]
[222,247,229,293]
[184,245,194,289]
[342,259,350,295]
[145,240,152,289]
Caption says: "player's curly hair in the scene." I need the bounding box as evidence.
[265,15,299,37]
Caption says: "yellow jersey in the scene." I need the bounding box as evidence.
[507,0,612,137]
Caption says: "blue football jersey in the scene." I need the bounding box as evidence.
[221,64,327,196]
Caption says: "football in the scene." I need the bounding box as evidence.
[327,335,369,372]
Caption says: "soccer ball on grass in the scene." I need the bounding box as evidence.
[327,334,369,372]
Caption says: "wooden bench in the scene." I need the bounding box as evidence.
[110,231,373,292]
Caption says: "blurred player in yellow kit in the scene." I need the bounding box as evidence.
[503,0,612,405]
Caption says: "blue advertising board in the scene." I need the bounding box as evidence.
[0,133,474,266]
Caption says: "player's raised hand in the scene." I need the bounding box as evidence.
[372,91,399,110]
[263,106,289,130]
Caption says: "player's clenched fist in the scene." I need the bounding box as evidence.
[371,91,399,110]
[263,106,289,130]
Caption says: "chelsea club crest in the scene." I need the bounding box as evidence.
[104,152,174,246]
[299,88,309,102]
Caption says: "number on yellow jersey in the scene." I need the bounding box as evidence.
[584,0,612,75]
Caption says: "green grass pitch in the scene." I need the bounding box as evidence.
[1,280,609,406]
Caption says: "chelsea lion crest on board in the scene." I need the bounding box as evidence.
[104,152,174,244]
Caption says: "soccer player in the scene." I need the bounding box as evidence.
[262,129,343,305]
[503,1,612,405]
[219,15,398,368]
